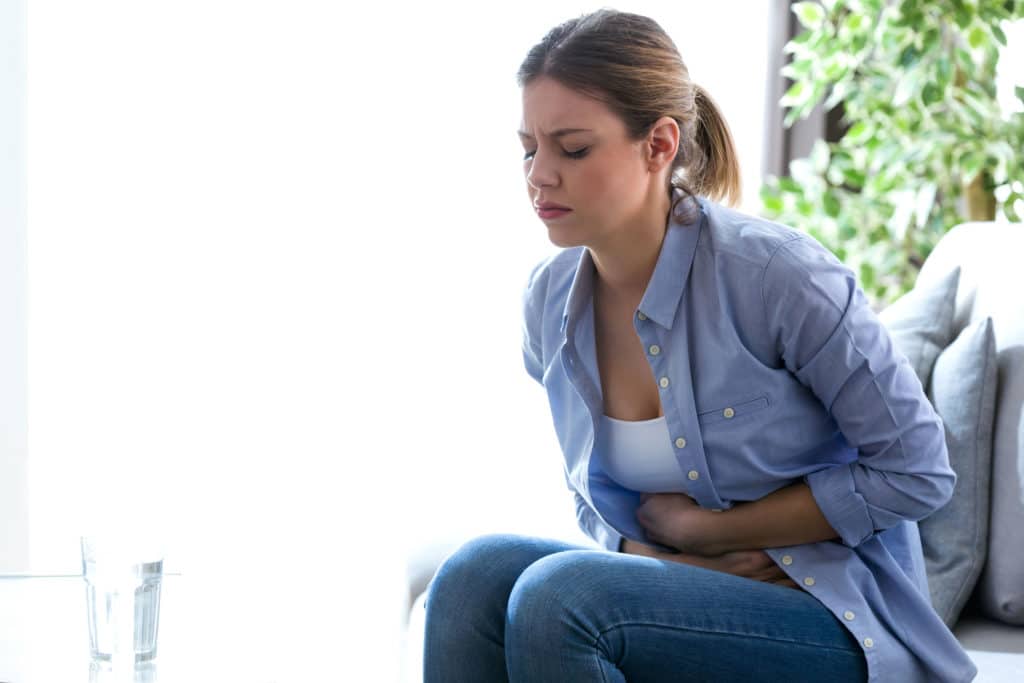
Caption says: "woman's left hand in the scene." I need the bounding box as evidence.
[636,492,723,556]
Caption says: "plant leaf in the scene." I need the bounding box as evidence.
[780,81,806,107]
[760,189,784,214]
[992,23,1007,46]
[792,2,826,29]
[968,26,987,49]
[914,182,937,230]
[811,139,831,174]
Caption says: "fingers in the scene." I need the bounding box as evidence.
[623,542,800,591]
[723,550,774,576]
[749,565,786,581]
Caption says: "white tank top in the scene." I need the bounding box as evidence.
[597,414,690,492]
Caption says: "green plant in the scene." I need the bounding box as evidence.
[760,0,1024,309]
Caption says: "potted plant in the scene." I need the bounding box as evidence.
[760,0,1024,308]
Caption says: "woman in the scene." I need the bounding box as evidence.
[423,9,977,682]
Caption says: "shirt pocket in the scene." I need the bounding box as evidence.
[697,394,770,427]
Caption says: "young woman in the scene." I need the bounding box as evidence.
[423,9,976,682]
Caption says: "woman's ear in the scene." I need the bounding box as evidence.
[645,116,679,174]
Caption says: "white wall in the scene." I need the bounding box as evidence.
[17,1,770,677]
[0,0,28,573]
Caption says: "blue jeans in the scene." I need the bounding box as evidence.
[423,533,868,682]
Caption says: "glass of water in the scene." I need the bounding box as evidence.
[81,536,164,663]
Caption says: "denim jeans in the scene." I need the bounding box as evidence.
[422,533,868,682]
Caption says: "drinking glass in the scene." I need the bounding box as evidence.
[81,536,164,663]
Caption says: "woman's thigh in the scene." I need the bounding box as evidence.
[505,548,868,683]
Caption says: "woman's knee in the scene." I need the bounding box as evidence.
[425,533,543,611]
[506,550,613,630]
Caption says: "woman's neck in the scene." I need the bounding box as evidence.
[589,191,671,306]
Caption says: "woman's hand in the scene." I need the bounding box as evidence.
[620,538,799,590]
[635,492,725,556]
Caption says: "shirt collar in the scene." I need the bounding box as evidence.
[560,247,594,335]
[638,193,705,328]
[560,190,706,335]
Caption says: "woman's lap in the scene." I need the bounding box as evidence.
[423,532,867,683]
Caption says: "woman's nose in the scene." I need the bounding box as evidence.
[526,151,557,190]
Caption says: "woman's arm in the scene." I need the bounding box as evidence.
[635,483,839,556]
[641,235,954,556]
[703,481,839,554]
[761,235,955,548]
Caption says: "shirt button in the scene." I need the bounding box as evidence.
[863,637,874,648]
[844,611,855,621]
[675,437,687,448]
[688,470,699,480]
[723,407,735,418]
[637,311,647,321]
[781,555,793,565]
[803,577,815,586]
[659,377,670,388]
[649,344,661,356]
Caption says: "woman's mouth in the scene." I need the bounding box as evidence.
[536,207,573,219]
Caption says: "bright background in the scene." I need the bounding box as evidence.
[23,0,770,567]
[13,2,773,676]
[3,1,1020,679]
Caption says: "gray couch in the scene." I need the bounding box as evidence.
[401,220,1024,682]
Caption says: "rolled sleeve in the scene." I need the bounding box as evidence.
[803,464,875,547]
[762,236,956,548]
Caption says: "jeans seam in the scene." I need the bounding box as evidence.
[594,619,865,656]
[594,646,611,683]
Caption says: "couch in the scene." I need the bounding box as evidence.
[400,220,1024,682]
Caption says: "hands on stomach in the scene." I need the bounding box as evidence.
[619,538,800,590]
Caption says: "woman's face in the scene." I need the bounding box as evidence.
[519,76,663,249]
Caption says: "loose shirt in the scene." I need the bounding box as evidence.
[520,191,977,682]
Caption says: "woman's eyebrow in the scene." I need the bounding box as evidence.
[517,128,593,140]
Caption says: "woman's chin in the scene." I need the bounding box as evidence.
[544,223,587,249]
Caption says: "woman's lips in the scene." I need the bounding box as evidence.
[536,207,572,219]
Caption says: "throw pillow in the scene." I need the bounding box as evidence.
[877,266,961,391]
[917,316,998,627]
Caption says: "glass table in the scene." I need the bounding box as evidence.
[2,553,407,683]
[0,572,274,683]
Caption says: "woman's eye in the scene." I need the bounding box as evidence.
[521,147,589,161]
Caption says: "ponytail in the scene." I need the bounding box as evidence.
[670,84,742,219]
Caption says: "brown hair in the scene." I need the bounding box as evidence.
[516,8,742,221]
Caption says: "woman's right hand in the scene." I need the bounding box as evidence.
[620,538,800,590]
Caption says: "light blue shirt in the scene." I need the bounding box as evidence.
[521,191,977,682]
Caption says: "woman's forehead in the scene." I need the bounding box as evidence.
[520,79,614,137]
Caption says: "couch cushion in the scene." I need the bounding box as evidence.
[918,221,1024,625]
[918,317,997,627]
[877,266,961,392]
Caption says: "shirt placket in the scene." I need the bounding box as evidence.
[634,308,728,512]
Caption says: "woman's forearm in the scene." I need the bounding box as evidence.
[709,481,841,553]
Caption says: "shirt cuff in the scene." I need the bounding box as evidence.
[804,463,875,547]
